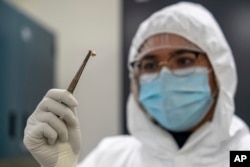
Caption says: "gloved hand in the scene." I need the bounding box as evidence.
[23,89,82,167]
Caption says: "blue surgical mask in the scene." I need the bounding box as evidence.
[139,67,213,132]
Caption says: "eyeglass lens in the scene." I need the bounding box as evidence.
[136,50,202,76]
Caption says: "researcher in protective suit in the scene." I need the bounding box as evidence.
[23,2,250,167]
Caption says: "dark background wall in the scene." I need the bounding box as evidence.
[122,0,250,134]
[0,1,54,159]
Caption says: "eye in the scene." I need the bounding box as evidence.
[170,53,197,69]
[176,57,195,66]
[140,60,158,73]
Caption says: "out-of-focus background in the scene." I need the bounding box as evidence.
[0,0,121,166]
[0,0,250,166]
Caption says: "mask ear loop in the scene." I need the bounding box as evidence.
[195,54,219,102]
[130,61,157,122]
[211,71,219,110]
[131,62,141,103]
[204,67,219,123]
[203,67,219,98]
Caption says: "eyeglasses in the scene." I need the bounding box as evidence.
[131,49,207,77]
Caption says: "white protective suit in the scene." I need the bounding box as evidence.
[79,2,250,167]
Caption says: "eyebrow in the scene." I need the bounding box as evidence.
[172,49,204,56]
[142,54,158,60]
[140,49,205,62]
[142,49,197,59]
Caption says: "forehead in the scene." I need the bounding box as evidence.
[137,33,203,60]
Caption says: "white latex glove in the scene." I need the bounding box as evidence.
[23,89,82,167]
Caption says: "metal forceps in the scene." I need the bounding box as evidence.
[67,50,96,94]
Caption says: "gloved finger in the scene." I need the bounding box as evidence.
[45,89,78,108]
[36,111,68,142]
[38,97,77,127]
[24,122,58,148]
[40,123,57,145]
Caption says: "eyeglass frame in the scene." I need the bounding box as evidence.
[130,48,208,77]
